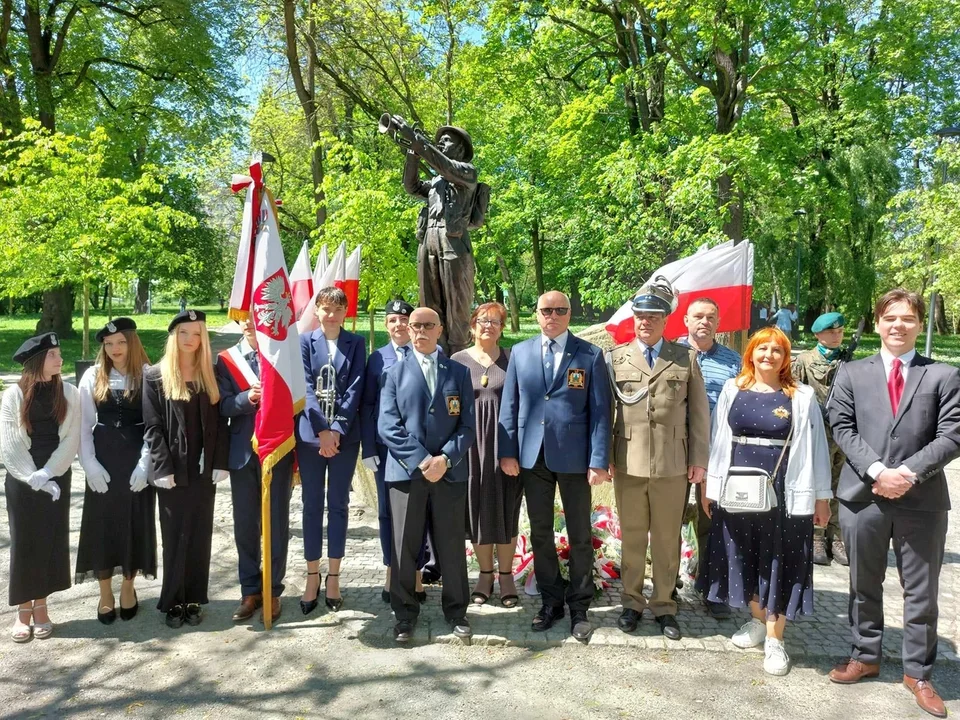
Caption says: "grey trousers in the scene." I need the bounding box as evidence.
[418,230,475,355]
[840,501,947,679]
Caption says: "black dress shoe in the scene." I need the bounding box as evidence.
[301,571,320,615]
[658,614,682,641]
[184,603,203,626]
[420,570,441,585]
[705,600,731,619]
[165,605,185,629]
[531,604,565,632]
[394,619,415,643]
[381,589,391,604]
[448,617,472,639]
[119,592,139,621]
[97,604,117,625]
[617,608,641,633]
[570,610,592,641]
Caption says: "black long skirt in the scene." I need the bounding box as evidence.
[6,472,72,605]
[156,479,216,612]
[75,423,158,582]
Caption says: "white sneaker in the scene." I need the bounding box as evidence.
[763,637,790,676]
[731,619,766,648]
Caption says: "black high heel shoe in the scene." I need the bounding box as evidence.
[498,571,519,608]
[300,571,320,615]
[471,570,494,605]
[324,573,343,611]
[120,591,139,621]
[97,602,117,625]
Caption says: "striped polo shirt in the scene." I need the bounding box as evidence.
[678,337,742,415]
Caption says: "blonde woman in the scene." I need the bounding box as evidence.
[76,318,156,624]
[143,310,229,629]
[0,332,80,642]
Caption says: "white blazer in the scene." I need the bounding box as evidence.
[706,380,832,516]
[0,382,81,481]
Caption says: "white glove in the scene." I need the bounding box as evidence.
[85,467,110,494]
[39,481,61,501]
[154,475,176,489]
[212,469,230,483]
[129,464,149,493]
[362,456,380,471]
[28,468,52,491]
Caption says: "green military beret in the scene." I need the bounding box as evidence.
[812,311,845,333]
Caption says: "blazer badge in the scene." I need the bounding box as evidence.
[567,368,586,389]
[446,395,461,416]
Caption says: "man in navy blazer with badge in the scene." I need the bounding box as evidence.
[378,307,476,643]
[216,317,293,624]
[499,290,612,641]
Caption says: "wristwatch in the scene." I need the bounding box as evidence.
[442,454,452,469]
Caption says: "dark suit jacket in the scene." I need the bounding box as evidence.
[297,328,366,447]
[377,351,475,483]
[498,333,611,473]
[142,365,229,485]
[360,342,404,461]
[829,352,960,511]
[214,345,258,471]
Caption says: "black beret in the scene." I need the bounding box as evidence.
[167,309,207,333]
[385,299,414,317]
[13,332,60,365]
[95,317,137,343]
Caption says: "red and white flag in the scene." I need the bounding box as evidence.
[338,245,362,318]
[290,240,314,320]
[605,240,754,344]
[227,157,264,322]
[296,242,346,334]
[250,190,307,471]
[313,243,329,284]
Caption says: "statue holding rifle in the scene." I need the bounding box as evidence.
[379,114,489,355]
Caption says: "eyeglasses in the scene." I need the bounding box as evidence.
[538,307,569,317]
[476,318,503,327]
[409,322,438,331]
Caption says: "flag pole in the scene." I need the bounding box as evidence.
[262,469,273,630]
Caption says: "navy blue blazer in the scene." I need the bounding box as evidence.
[360,342,404,460]
[215,344,259,471]
[297,328,366,447]
[498,333,611,473]
[377,350,475,483]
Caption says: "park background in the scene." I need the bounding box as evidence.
[1,0,959,363]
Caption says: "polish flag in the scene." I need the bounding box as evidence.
[296,242,346,334]
[313,243,329,285]
[290,241,314,320]
[337,245,361,318]
[605,241,754,344]
[227,157,264,322]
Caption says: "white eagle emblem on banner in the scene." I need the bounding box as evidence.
[253,270,294,341]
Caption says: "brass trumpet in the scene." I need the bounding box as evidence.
[315,360,336,425]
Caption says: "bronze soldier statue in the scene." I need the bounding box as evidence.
[792,311,848,566]
[379,114,488,355]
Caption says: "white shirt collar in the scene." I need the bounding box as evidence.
[542,330,568,350]
[411,347,440,365]
[239,338,256,356]
[391,340,409,355]
[880,347,916,368]
[636,337,664,355]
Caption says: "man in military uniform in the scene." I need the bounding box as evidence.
[792,311,848,566]
[607,277,711,641]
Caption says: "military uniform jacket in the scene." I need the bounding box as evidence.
[609,340,711,478]
[792,348,840,443]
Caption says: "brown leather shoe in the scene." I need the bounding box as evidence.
[904,676,947,718]
[828,658,880,684]
[261,597,281,624]
[231,594,263,622]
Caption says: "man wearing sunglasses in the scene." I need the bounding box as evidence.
[378,307,476,643]
[498,291,611,641]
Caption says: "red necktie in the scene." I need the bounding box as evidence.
[888,357,904,415]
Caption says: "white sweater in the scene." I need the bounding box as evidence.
[706,380,832,516]
[0,382,81,481]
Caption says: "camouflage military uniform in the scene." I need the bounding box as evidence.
[792,349,845,541]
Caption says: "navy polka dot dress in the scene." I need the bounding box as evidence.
[695,390,814,620]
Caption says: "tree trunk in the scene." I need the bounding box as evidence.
[569,281,584,319]
[35,285,74,337]
[531,218,544,296]
[935,293,948,334]
[495,255,521,332]
[134,277,150,314]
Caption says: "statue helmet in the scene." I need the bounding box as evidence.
[435,126,474,162]
[631,275,679,315]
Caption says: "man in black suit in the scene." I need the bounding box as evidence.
[828,289,960,718]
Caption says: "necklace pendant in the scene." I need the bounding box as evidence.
[480,374,489,388]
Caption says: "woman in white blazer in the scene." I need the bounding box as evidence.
[696,326,831,676]
[0,333,80,642]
